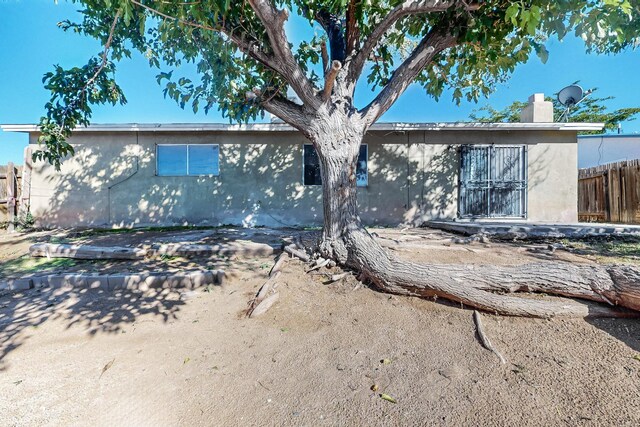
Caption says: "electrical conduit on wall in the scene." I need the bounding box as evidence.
[107,132,140,225]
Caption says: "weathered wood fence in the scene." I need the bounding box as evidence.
[578,159,640,224]
[0,163,23,228]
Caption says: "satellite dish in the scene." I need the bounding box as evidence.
[557,84,584,107]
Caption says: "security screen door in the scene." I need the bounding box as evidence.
[458,145,527,218]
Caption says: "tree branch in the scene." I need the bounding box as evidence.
[345,0,360,55]
[361,27,456,125]
[129,0,280,75]
[261,96,309,132]
[247,0,322,110]
[348,0,477,83]
[78,10,121,110]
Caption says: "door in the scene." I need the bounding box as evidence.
[459,145,527,218]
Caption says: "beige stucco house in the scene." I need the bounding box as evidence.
[1,94,602,229]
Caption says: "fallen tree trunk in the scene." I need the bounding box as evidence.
[336,228,640,318]
[302,125,640,319]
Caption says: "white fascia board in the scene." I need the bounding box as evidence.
[0,121,605,133]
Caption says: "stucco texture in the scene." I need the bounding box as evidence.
[27,129,577,228]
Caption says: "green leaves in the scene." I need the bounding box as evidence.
[37,0,640,168]
[533,42,549,64]
[35,56,126,170]
[470,88,640,135]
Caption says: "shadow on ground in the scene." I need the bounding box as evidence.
[0,286,197,371]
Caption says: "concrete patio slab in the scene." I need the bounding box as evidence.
[424,220,640,239]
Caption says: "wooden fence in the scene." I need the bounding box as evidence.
[0,163,24,228]
[578,159,640,224]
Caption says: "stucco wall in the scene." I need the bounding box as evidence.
[27,129,577,228]
[528,142,578,222]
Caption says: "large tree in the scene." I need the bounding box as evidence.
[38,0,640,317]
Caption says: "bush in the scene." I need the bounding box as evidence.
[15,211,35,232]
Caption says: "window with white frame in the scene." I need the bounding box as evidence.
[156,144,220,176]
[303,144,368,187]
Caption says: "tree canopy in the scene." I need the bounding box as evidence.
[37,0,640,167]
[469,88,640,134]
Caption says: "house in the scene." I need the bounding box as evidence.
[0,94,602,229]
[578,134,640,169]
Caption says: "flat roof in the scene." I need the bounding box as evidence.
[0,121,605,133]
[578,133,640,139]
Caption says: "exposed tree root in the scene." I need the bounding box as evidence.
[269,253,288,278]
[247,254,287,318]
[306,258,330,273]
[284,244,310,262]
[329,272,349,283]
[473,311,506,364]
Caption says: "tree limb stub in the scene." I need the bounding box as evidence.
[320,41,329,75]
[322,60,342,101]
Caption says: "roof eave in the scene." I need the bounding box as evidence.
[0,122,605,133]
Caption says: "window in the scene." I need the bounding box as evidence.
[458,145,527,218]
[156,144,219,176]
[303,144,368,187]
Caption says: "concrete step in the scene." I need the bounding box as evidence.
[0,269,225,293]
[29,241,281,260]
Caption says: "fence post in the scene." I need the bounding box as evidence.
[18,146,32,218]
[602,170,609,222]
[6,162,16,231]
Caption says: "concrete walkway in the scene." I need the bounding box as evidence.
[424,220,640,239]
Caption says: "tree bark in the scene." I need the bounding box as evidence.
[313,122,364,262]
[309,124,640,318]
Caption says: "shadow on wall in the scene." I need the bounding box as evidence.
[29,131,556,229]
[363,132,458,226]
[407,145,458,224]
[31,131,465,229]
[34,135,327,229]
[108,143,322,228]
[528,145,550,191]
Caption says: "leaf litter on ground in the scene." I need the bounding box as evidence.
[380,393,397,404]
[100,358,115,379]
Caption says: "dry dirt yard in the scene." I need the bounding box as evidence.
[0,227,639,426]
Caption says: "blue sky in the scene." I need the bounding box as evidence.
[1,0,640,165]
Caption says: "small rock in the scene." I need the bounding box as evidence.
[180,290,200,300]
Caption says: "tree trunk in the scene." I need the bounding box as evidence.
[313,120,364,262]
[310,123,640,318]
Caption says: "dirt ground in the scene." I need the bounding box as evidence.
[0,227,639,426]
